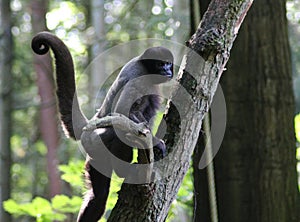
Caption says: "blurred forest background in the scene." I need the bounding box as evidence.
[0,0,299,222]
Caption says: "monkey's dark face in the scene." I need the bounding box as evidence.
[139,47,174,83]
[140,59,173,84]
[154,60,173,78]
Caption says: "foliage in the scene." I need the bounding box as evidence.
[6,0,298,221]
[6,0,190,221]
[102,0,177,44]
[4,196,81,222]
[4,160,83,221]
[59,160,85,189]
[293,113,300,189]
[167,167,194,222]
[8,0,89,212]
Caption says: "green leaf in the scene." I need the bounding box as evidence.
[4,197,66,221]
[58,161,84,187]
[52,195,82,213]
[28,197,52,217]
[294,114,300,142]
[3,200,22,215]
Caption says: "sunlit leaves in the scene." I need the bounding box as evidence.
[3,195,82,222]
[294,113,300,189]
[7,1,191,221]
[46,1,87,56]
[4,197,64,222]
[59,160,85,188]
[294,113,300,142]
[51,195,82,213]
[47,1,86,31]
[287,0,300,23]
[10,0,22,12]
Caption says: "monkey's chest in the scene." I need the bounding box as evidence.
[129,95,160,121]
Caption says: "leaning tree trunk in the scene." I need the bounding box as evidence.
[30,0,61,197]
[0,0,13,221]
[107,0,253,221]
[195,0,300,221]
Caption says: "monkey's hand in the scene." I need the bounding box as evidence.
[153,139,167,161]
[83,119,104,131]
[135,122,151,136]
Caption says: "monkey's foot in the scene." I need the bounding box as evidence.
[154,139,167,161]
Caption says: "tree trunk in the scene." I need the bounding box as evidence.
[30,0,61,197]
[191,1,213,221]
[193,136,211,222]
[107,0,253,221]
[89,0,107,104]
[196,0,300,221]
[0,0,13,221]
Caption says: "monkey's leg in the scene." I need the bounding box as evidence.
[78,128,115,222]
[109,135,134,178]
[77,160,112,222]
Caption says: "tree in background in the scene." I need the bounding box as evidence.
[30,0,62,198]
[9,0,299,221]
[3,0,192,221]
[0,0,13,221]
[194,0,300,221]
[288,0,300,113]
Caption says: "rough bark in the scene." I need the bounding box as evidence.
[191,1,211,221]
[196,0,300,221]
[107,0,253,221]
[0,0,13,221]
[30,0,61,197]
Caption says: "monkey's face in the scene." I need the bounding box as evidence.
[141,59,173,84]
[155,61,173,78]
[138,46,174,84]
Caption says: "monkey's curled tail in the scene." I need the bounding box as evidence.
[31,32,88,140]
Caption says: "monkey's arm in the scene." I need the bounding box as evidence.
[83,113,150,140]
[83,114,166,160]
[32,32,88,140]
[95,75,129,118]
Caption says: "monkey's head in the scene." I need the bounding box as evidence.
[139,47,174,84]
